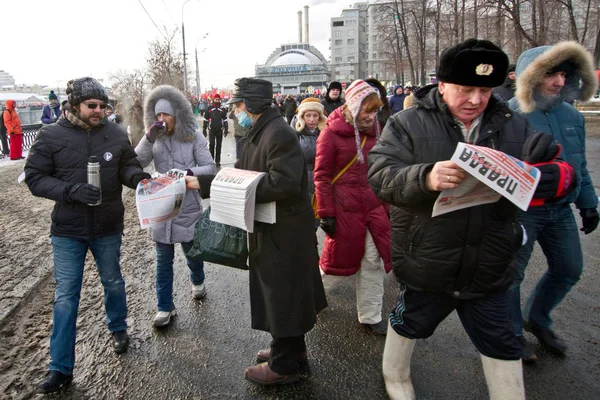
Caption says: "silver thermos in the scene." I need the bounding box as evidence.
[87,156,102,206]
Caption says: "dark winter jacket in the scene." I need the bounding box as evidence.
[368,84,530,298]
[41,104,62,124]
[236,106,327,337]
[509,41,599,210]
[298,127,319,197]
[493,79,515,101]
[388,85,406,114]
[283,97,297,117]
[315,107,392,276]
[320,95,344,116]
[24,114,146,239]
[205,106,227,131]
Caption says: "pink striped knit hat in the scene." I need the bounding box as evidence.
[345,79,379,163]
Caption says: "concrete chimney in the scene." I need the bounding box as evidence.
[304,5,310,44]
[298,11,303,43]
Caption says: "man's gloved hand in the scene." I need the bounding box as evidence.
[320,217,336,237]
[532,162,577,200]
[67,183,101,205]
[579,208,599,235]
[224,129,229,137]
[146,121,165,143]
[202,127,208,137]
[522,132,561,164]
[131,172,152,188]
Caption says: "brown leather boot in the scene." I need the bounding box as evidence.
[244,362,299,385]
[256,348,308,363]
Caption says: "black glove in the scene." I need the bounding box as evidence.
[67,183,101,204]
[522,132,560,164]
[532,162,577,200]
[224,130,229,137]
[579,208,599,235]
[146,121,165,143]
[131,172,152,188]
[320,217,336,237]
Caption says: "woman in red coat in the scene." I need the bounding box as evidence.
[3,100,23,160]
[314,80,392,335]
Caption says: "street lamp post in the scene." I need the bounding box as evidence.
[195,33,209,98]
[181,0,196,94]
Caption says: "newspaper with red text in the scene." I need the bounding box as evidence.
[135,169,187,229]
[432,143,541,217]
[209,167,276,233]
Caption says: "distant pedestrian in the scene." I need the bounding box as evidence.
[283,94,297,125]
[294,97,326,205]
[315,79,392,336]
[321,81,344,115]
[41,90,62,125]
[3,100,24,160]
[135,85,216,328]
[126,99,145,148]
[202,95,228,166]
[25,77,151,394]
[493,64,516,101]
[388,84,406,115]
[0,104,9,157]
[228,77,327,385]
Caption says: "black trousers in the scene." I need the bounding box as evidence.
[268,335,306,375]
[389,285,521,360]
[0,130,9,155]
[208,128,223,164]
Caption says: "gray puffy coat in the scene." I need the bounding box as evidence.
[135,85,216,244]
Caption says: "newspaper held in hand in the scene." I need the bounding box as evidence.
[209,167,276,233]
[135,169,187,229]
[432,143,540,217]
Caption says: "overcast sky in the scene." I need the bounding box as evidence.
[4,0,354,89]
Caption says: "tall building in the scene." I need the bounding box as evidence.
[255,6,330,94]
[0,70,16,87]
[329,3,368,83]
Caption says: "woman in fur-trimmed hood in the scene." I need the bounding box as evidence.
[135,85,216,327]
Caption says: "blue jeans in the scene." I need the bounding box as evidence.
[156,241,205,312]
[508,205,583,336]
[49,234,127,375]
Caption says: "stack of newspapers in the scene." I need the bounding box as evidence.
[209,168,276,233]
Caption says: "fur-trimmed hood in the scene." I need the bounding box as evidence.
[144,85,197,142]
[515,41,598,113]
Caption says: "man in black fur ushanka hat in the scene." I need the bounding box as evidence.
[368,39,571,399]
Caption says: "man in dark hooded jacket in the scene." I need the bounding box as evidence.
[368,39,567,400]
[25,77,150,394]
[388,85,407,115]
[320,81,344,115]
[507,41,599,361]
[493,64,516,101]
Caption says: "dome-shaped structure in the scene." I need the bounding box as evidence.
[269,50,322,67]
[256,43,330,95]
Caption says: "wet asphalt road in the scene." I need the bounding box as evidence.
[5,128,600,399]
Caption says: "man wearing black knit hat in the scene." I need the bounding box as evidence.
[227,77,327,386]
[493,64,517,101]
[321,81,344,115]
[25,77,151,394]
[368,39,569,399]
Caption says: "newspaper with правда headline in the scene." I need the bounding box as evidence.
[209,167,276,233]
[135,169,187,229]
[432,143,541,217]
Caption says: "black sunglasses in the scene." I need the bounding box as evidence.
[83,102,108,110]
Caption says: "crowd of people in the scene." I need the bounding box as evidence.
[18,36,598,399]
